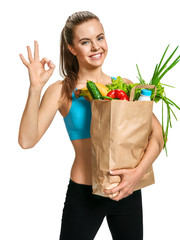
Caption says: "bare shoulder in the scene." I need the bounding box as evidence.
[46,80,63,94]
[41,80,64,109]
[122,78,134,84]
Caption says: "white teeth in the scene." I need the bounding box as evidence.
[90,53,101,59]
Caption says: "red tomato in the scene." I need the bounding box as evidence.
[115,89,129,101]
[107,90,116,98]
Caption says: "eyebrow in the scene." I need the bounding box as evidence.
[79,33,104,42]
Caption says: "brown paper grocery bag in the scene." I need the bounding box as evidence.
[90,85,157,198]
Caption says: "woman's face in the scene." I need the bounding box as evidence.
[68,19,108,70]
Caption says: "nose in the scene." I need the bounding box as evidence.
[91,41,100,51]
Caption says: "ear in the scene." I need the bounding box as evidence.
[67,44,77,56]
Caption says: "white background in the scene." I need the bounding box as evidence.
[1,0,180,239]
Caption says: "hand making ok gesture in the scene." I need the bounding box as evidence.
[19,40,56,89]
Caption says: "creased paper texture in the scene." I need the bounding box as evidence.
[90,95,155,198]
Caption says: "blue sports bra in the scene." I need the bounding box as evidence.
[63,77,116,141]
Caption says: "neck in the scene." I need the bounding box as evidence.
[77,67,107,84]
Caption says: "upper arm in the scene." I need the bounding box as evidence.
[151,113,163,134]
[36,80,63,143]
[150,113,164,149]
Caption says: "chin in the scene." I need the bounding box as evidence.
[88,59,106,68]
[88,62,104,69]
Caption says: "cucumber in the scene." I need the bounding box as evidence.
[86,81,103,99]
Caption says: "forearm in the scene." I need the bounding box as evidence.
[136,133,164,176]
[18,86,42,148]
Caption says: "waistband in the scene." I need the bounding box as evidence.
[70,178,92,188]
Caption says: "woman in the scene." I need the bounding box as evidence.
[18,11,164,240]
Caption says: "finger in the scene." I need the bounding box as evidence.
[47,59,55,68]
[41,57,50,66]
[111,190,125,201]
[47,60,56,75]
[34,40,39,60]
[110,169,125,176]
[19,54,29,67]
[108,191,119,198]
[104,182,124,195]
[26,45,34,62]
[111,188,133,201]
[104,184,120,195]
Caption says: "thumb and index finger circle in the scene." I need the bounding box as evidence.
[47,60,56,74]
[40,58,55,74]
[41,58,55,68]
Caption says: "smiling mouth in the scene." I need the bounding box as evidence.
[89,53,103,59]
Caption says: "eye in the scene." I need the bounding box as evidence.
[98,36,104,41]
[81,41,89,45]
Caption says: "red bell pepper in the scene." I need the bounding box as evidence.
[107,89,129,101]
[107,90,116,99]
[115,89,129,101]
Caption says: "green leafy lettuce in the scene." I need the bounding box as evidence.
[105,76,142,100]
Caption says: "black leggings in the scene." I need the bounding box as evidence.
[59,179,143,240]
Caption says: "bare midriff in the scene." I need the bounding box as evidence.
[70,138,93,185]
[59,96,93,186]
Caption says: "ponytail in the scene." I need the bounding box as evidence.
[59,11,100,103]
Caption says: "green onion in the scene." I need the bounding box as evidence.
[161,83,175,88]
[136,44,180,156]
[150,45,180,86]
[136,64,145,84]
